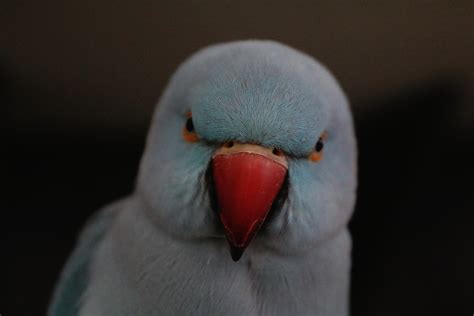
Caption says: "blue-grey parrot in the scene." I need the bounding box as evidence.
[49,40,357,315]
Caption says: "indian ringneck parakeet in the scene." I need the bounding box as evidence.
[49,40,357,315]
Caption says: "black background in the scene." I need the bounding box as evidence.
[3,1,473,315]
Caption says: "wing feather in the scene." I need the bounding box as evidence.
[48,200,123,316]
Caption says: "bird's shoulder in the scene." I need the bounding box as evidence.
[48,198,126,316]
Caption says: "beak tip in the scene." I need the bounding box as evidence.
[230,245,245,262]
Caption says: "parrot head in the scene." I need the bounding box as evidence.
[137,40,357,261]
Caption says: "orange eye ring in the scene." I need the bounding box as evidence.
[183,127,199,142]
[183,111,199,143]
[309,151,323,162]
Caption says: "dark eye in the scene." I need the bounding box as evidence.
[183,113,199,142]
[185,117,194,132]
[315,138,324,152]
[309,131,327,162]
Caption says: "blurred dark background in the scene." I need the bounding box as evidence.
[3,1,473,315]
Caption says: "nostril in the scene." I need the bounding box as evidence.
[272,148,283,156]
[225,141,234,148]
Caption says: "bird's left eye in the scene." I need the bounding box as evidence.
[309,131,327,162]
[183,112,199,142]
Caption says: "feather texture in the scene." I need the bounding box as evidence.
[50,40,357,315]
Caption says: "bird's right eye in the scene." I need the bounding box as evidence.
[183,112,199,142]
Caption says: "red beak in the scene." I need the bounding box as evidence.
[212,143,288,261]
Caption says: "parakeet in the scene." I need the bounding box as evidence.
[49,40,357,315]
